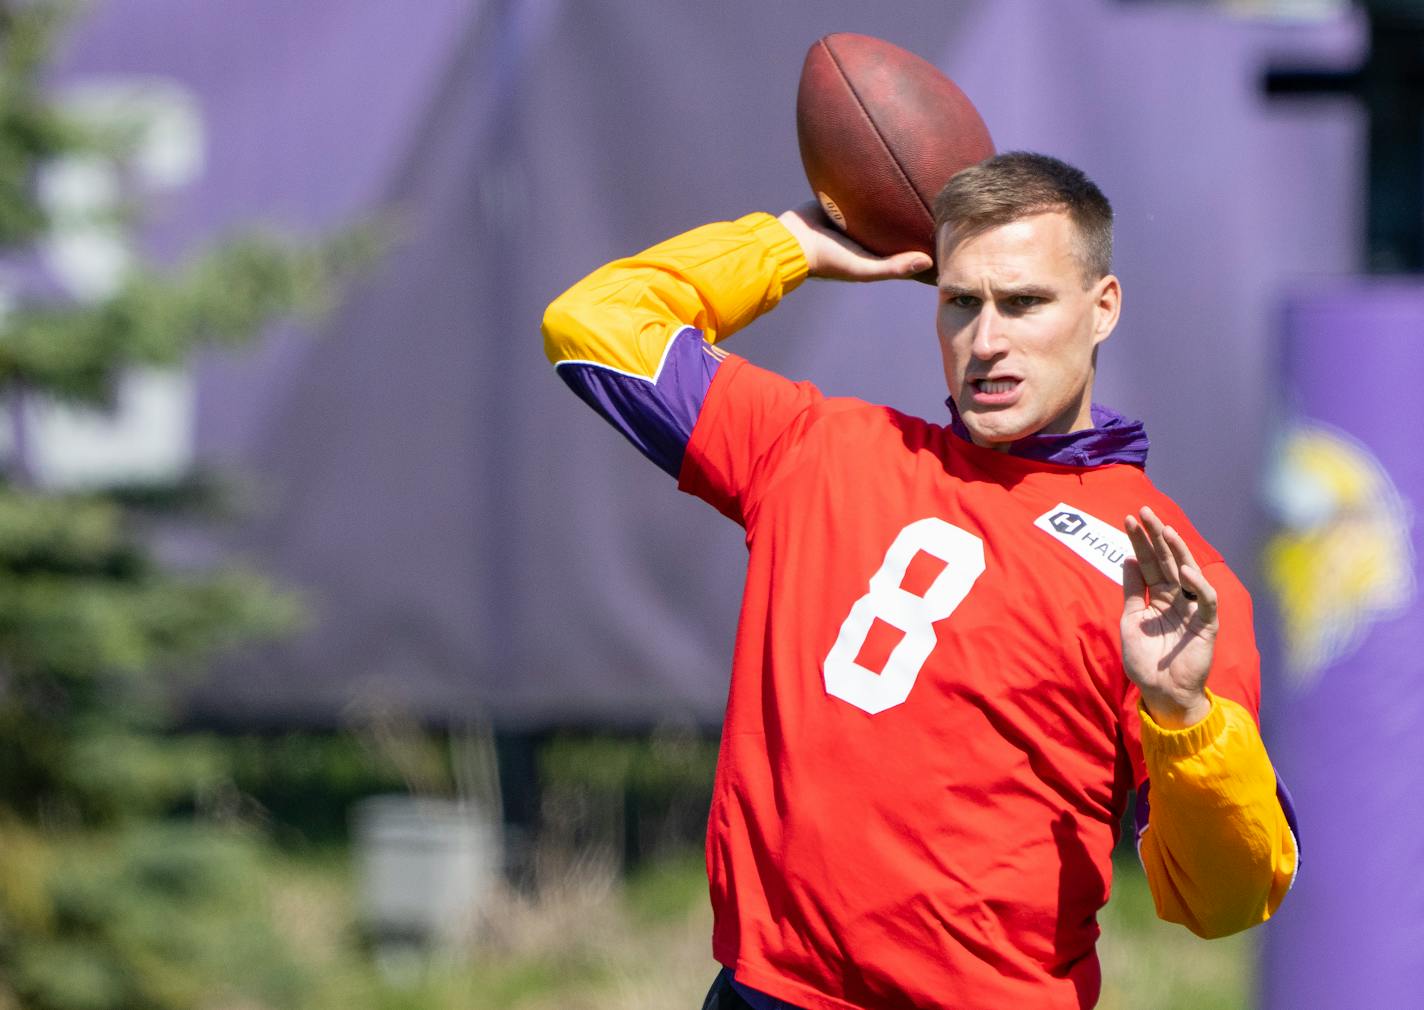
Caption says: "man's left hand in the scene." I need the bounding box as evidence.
[1120,506,1217,729]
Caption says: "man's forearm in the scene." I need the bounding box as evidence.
[1136,691,1298,938]
[541,212,808,368]
[539,213,807,475]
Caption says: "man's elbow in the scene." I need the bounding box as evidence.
[1176,900,1269,940]
[1156,846,1298,939]
[541,295,581,367]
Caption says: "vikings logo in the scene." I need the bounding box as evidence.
[1264,421,1416,688]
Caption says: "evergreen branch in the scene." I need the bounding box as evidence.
[103,468,241,518]
[0,569,303,686]
[0,224,381,402]
[0,0,96,248]
[0,489,139,577]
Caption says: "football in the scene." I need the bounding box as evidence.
[796,33,994,262]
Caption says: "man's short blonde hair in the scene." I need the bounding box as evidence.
[932,152,1114,283]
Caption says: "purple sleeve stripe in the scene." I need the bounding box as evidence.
[1133,779,1152,852]
[556,327,720,477]
[1276,776,1302,891]
[1275,777,1301,853]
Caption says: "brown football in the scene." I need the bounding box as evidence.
[796,33,994,262]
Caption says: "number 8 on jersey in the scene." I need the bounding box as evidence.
[823,518,986,715]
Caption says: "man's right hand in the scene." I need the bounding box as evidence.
[778,203,934,282]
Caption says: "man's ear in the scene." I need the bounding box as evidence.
[1091,274,1122,347]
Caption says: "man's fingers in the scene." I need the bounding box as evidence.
[885,251,935,278]
[837,245,932,282]
[1179,563,1219,626]
[1127,509,1217,626]
[1163,524,1200,575]
[1124,513,1165,585]
[1139,507,1181,587]
[778,205,935,282]
[1121,556,1146,612]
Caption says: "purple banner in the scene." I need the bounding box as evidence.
[1261,286,1424,1006]
[54,0,1365,728]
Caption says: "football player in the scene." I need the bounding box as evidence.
[542,152,1298,1010]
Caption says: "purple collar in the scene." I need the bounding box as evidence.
[945,398,1149,469]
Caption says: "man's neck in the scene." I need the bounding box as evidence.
[945,399,1150,469]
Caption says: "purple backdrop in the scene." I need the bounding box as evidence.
[55,0,1363,730]
[1261,286,1424,1007]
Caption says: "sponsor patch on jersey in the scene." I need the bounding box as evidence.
[1034,503,1131,584]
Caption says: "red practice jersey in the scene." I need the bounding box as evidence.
[679,356,1259,1010]
[542,213,1296,1010]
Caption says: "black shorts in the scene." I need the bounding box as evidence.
[701,969,756,1010]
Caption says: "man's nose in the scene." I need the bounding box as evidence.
[970,306,1005,358]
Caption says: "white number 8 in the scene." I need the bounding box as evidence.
[823,518,985,715]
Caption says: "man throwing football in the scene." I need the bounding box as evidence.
[542,152,1298,1010]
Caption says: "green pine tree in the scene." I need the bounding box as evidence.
[0,4,375,1007]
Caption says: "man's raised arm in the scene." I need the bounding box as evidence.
[1121,506,1300,938]
[540,209,929,477]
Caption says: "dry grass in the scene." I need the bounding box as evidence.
[468,849,717,1010]
[261,846,1250,1010]
[260,845,716,1010]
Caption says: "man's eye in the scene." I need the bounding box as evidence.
[948,294,980,309]
[1008,295,1042,309]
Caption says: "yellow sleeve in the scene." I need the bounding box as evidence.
[1137,691,1299,938]
[541,212,808,374]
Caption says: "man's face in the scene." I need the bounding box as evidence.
[935,211,1121,450]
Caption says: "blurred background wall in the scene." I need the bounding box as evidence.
[50,0,1363,729]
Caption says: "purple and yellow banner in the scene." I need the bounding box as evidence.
[1262,286,1424,1005]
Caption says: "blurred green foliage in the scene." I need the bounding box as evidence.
[0,228,377,403]
[224,732,438,846]
[2,823,308,1010]
[0,3,375,1007]
[540,729,718,868]
[0,1,82,248]
[541,730,718,797]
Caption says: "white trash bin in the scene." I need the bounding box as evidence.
[353,795,499,955]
